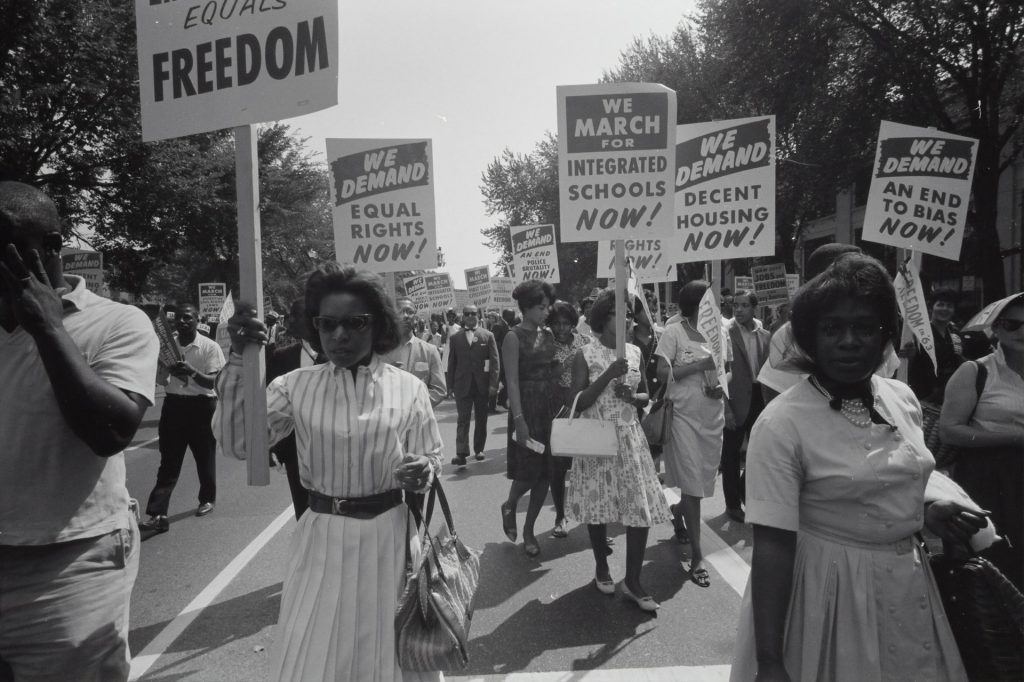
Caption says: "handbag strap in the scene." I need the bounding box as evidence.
[407,478,457,537]
[569,391,584,422]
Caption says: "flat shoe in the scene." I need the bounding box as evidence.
[594,576,615,595]
[196,502,215,517]
[689,564,711,588]
[620,582,659,611]
[523,537,540,557]
[551,520,568,538]
[451,456,468,467]
[500,502,517,542]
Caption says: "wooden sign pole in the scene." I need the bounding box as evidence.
[615,240,627,359]
[235,124,269,486]
[896,248,922,384]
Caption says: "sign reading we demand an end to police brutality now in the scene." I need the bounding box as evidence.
[510,224,560,283]
[863,121,978,261]
[674,116,775,262]
[557,83,676,243]
[326,139,437,273]
[135,1,338,141]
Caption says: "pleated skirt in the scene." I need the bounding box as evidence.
[730,530,965,682]
[271,505,442,682]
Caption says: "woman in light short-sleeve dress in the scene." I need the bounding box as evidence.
[731,254,985,682]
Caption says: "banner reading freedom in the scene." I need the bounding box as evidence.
[862,121,978,261]
[674,116,775,263]
[557,83,676,243]
[511,224,560,283]
[597,239,675,283]
[465,266,492,307]
[135,0,338,141]
[327,139,437,273]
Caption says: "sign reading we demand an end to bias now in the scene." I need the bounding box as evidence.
[863,121,978,261]
[510,224,560,283]
[557,83,676,243]
[135,0,338,141]
[327,139,437,273]
[674,116,775,262]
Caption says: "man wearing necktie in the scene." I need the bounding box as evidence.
[446,304,500,466]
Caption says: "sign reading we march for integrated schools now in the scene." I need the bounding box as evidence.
[510,224,560,283]
[863,121,978,261]
[198,283,227,318]
[465,266,491,307]
[327,139,437,274]
[674,116,775,263]
[135,1,338,141]
[403,272,454,316]
[557,83,676,243]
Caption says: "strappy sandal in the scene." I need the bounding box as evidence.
[551,520,568,538]
[500,502,517,542]
[688,564,711,588]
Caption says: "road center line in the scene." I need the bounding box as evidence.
[128,506,294,682]
[663,489,750,597]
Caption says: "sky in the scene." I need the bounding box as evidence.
[288,0,697,289]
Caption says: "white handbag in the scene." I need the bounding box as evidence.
[549,392,618,458]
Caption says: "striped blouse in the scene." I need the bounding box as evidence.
[214,354,443,497]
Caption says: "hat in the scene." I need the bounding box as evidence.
[266,310,280,321]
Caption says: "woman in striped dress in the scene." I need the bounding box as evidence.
[215,264,443,682]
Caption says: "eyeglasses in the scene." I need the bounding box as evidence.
[994,318,1024,332]
[817,321,883,340]
[312,314,373,333]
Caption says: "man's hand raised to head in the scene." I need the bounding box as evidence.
[0,244,63,336]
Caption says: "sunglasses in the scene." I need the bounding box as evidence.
[994,318,1024,332]
[312,314,373,333]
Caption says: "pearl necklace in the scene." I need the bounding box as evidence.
[809,376,873,428]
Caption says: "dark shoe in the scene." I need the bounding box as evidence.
[523,536,540,557]
[551,520,568,538]
[500,502,517,542]
[140,515,168,533]
[451,455,468,467]
[688,564,711,588]
[474,452,485,461]
[196,502,215,517]
[726,507,746,523]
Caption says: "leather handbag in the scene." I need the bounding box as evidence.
[549,392,618,458]
[641,383,672,448]
[396,479,480,672]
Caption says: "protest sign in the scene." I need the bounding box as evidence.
[557,83,676,243]
[751,263,789,306]
[135,0,338,142]
[327,139,437,273]
[489,276,515,309]
[673,116,775,263]
[61,250,103,293]
[465,266,492,306]
[404,273,454,317]
[785,274,800,298]
[403,274,428,312]
[697,288,729,399]
[153,311,183,368]
[214,293,235,359]
[453,289,471,311]
[596,239,675,283]
[733,275,753,292]
[198,283,227,319]
[862,121,978,261]
[511,224,560,283]
[894,258,937,372]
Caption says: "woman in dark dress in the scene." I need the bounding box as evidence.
[501,280,560,557]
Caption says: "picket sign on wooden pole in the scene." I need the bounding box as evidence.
[615,240,627,359]
[896,248,922,384]
[235,124,269,486]
[711,260,722,301]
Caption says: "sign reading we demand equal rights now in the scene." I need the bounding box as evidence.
[135,1,338,141]
[510,224,560,283]
[557,83,676,243]
[674,116,776,262]
[326,139,438,273]
[862,121,978,261]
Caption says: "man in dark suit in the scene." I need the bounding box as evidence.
[722,290,771,523]
[488,308,512,412]
[446,304,500,466]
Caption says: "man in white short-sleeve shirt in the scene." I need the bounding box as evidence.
[0,181,158,681]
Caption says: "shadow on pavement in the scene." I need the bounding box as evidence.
[704,512,753,551]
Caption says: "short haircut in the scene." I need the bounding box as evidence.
[0,181,61,244]
[929,288,959,306]
[547,300,579,327]
[588,290,616,333]
[303,263,402,355]
[501,307,516,324]
[677,280,710,317]
[512,279,554,312]
[790,253,899,366]
[734,290,759,307]
[806,243,862,280]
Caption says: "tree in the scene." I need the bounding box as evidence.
[480,134,598,303]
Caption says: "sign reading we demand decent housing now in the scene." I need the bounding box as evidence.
[674,116,776,263]
[557,83,676,244]
[862,121,978,261]
[326,139,437,273]
[135,1,338,141]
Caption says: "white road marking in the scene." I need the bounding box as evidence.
[125,436,159,452]
[447,664,730,681]
[128,506,293,682]
[662,489,750,597]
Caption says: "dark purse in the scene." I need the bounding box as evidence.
[396,479,480,672]
[641,382,672,449]
[928,544,1024,682]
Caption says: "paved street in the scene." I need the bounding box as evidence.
[125,389,753,681]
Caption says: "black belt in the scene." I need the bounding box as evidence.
[307,490,405,519]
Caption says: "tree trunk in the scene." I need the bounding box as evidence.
[972,139,1007,302]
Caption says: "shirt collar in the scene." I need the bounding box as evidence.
[59,275,91,314]
[328,353,386,383]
